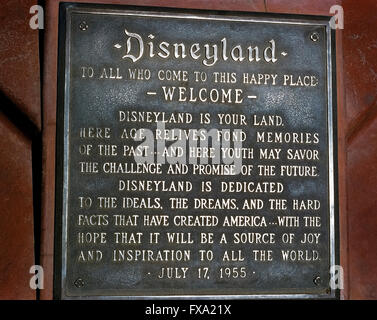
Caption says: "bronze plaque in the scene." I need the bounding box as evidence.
[55,3,338,299]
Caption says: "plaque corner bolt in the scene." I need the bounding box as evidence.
[74,278,85,288]
[79,21,88,31]
[310,32,320,42]
[313,276,321,286]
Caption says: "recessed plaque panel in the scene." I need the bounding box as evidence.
[55,3,338,299]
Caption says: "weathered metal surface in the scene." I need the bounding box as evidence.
[55,3,337,299]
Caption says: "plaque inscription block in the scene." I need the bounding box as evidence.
[55,3,338,299]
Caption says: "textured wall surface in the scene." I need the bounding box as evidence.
[0,112,35,299]
[342,0,377,299]
[0,0,39,299]
[0,0,376,299]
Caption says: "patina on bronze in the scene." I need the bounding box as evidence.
[55,3,338,299]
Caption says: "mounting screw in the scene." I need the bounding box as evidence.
[79,21,88,31]
[313,276,321,286]
[74,278,84,288]
[310,32,320,42]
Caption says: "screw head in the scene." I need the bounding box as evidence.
[79,21,88,31]
[74,278,84,288]
[313,276,321,286]
[310,32,320,42]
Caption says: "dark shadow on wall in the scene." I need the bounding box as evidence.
[0,91,42,300]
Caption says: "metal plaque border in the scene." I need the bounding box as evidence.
[54,2,339,300]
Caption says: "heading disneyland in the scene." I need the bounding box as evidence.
[117,29,280,66]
